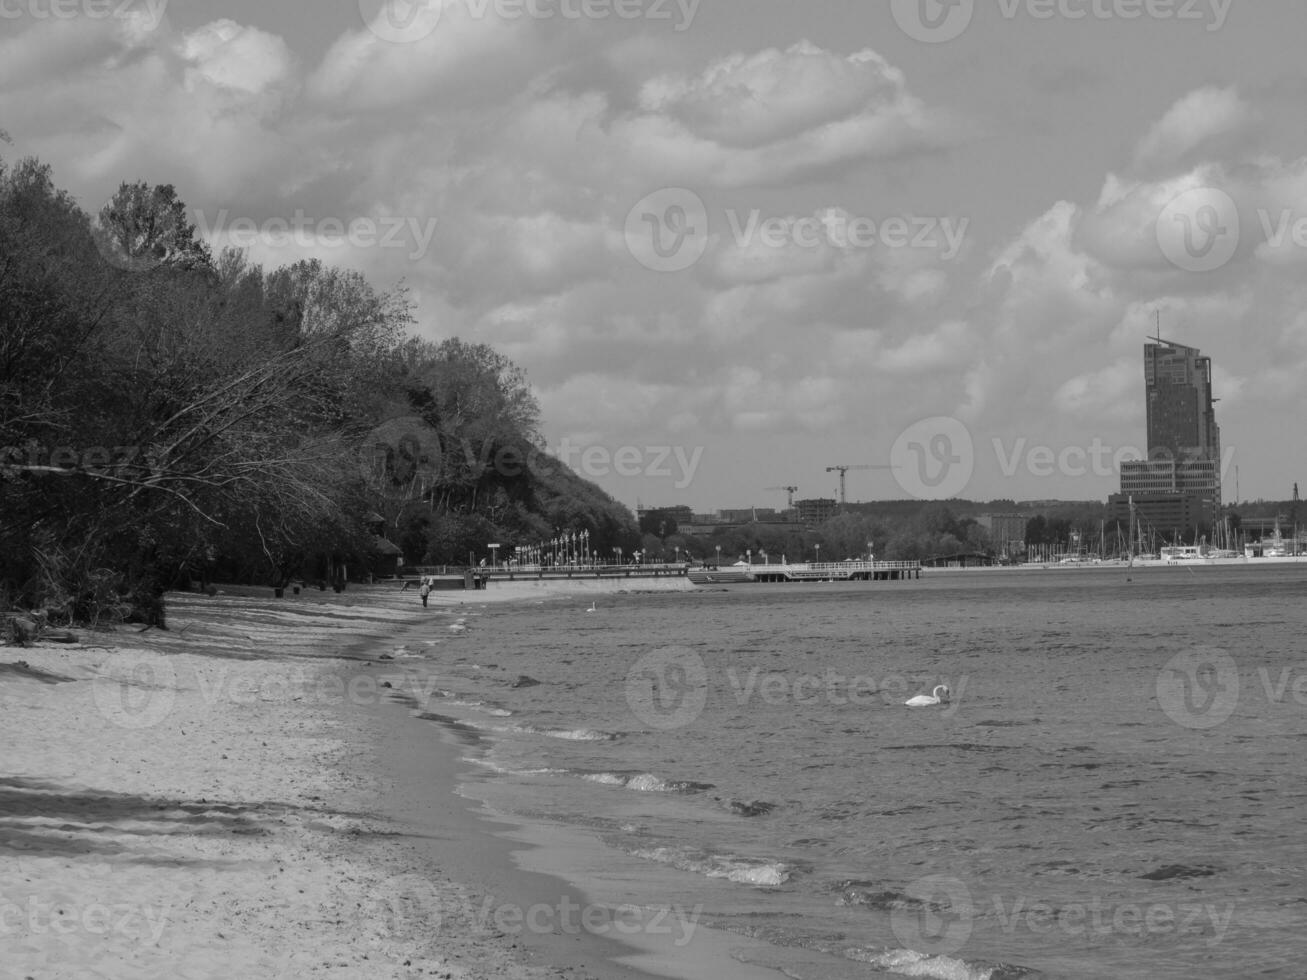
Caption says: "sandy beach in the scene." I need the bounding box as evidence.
[0,583,643,979]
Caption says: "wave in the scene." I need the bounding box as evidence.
[442,698,513,717]
[844,947,1042,980]
[463,757,567,777]
[629,844,791,887]
[528,727,620,742]
[576,771,714,794]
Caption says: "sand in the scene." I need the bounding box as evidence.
[0,584,583,980]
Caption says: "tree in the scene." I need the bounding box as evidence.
[95,181,211,272]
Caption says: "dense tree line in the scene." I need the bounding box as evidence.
[0,157,638,627]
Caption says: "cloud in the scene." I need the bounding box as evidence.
[879,320,973,375]
[1052,358,1139,422]
[621,41,954,188]
[1134,86,1254,174]
[306,1,551,112]
[179,20,297,95]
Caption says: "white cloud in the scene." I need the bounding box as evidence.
[1134,86,1253,173]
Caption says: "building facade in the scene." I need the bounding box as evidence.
[977,514,1029,558]
[795,498,838,526]
[1144,340,1220,468]
[1111,338,1223,538]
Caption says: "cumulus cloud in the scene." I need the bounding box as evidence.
[1134,86,1254,174]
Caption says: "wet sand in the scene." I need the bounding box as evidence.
[0,582,761,979]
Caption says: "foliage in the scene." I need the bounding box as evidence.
[0,155,639,624]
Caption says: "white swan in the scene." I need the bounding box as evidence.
[905,685,950,707]
[586,601,597,612]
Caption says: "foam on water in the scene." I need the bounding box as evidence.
[578,771,714,793]
[846,947,1042,980]
[629,845,791,887]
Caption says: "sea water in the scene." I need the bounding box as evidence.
[408,567,1307,979]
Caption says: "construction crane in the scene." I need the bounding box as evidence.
[826,465,880,506]
[765,485,799,509]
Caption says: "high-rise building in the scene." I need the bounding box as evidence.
[1144,340,1220,465]
[1108,338,1222,539]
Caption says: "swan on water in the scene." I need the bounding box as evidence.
[905,685,950,707]
[586,601,597,612]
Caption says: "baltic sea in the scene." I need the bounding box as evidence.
[413,567,1307,980]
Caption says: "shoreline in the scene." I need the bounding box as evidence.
[0,583,769,979]
[345,605,780,980]
[0,586,581,977]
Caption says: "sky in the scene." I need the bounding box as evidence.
[3,0,1307,512]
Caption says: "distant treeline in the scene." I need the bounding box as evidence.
[0,157,639,627]
[637,494,1291,564]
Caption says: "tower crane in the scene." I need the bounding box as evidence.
[825,465,881,506]
[765,485,799,509]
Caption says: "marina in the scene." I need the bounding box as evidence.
[688,559,922,584]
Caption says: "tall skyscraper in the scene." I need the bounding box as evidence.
[1109,338,1222,540]
[1144,340,1220,464]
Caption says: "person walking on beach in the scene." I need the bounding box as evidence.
[419,580,430,608]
